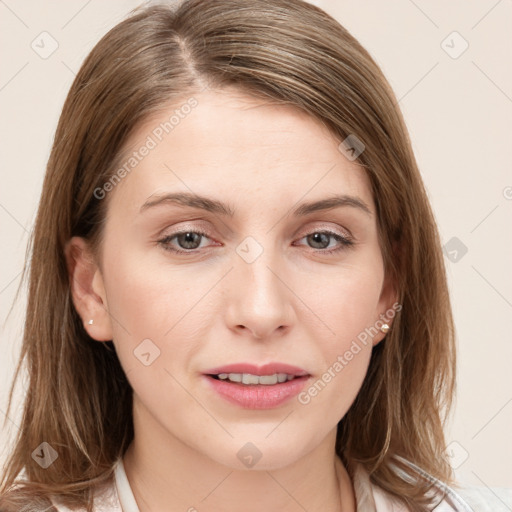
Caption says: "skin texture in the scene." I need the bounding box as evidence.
[66,87,397,511]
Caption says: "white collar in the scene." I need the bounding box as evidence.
[114,458,141,512]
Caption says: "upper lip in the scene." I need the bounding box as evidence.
[204,362,309,377]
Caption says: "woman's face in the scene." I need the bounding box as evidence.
[85,87,396,470]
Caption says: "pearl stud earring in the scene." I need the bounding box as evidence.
[88,319,94,325]
[380,323,390,334]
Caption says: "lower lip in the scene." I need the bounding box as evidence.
[203,375,310,409]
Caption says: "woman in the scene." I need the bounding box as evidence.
[0,0,475,510]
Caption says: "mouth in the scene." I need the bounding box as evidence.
[207,372,305,385]
[202,363,311,409]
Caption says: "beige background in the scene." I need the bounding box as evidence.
[1,0,511,493]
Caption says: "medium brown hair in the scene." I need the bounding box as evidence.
[0,0,456,510]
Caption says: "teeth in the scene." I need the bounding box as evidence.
[242,373,260,385]
[216,372,297,385]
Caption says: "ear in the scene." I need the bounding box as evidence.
[372,267,400,347]
[64,236,113,342]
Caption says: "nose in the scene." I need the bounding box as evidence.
[224,247,294,340]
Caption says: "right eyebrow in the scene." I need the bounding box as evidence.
[139,192,235,216]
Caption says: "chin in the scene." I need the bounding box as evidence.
[204,437,308,472]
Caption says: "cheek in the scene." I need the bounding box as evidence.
[296,263,383,415]
[306,261,384,347]
[102,244,214,338]
[100,245,224,401]
[100,252,209,421]
[296,271,379,418]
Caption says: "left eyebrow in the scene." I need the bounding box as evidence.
[139,192,372,217]
[292,194,372,217]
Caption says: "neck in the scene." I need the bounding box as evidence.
[122,401,356,512]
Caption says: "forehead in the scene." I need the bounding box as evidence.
[108,87,374,214]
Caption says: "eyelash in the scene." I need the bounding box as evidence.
[157,229,354,255]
